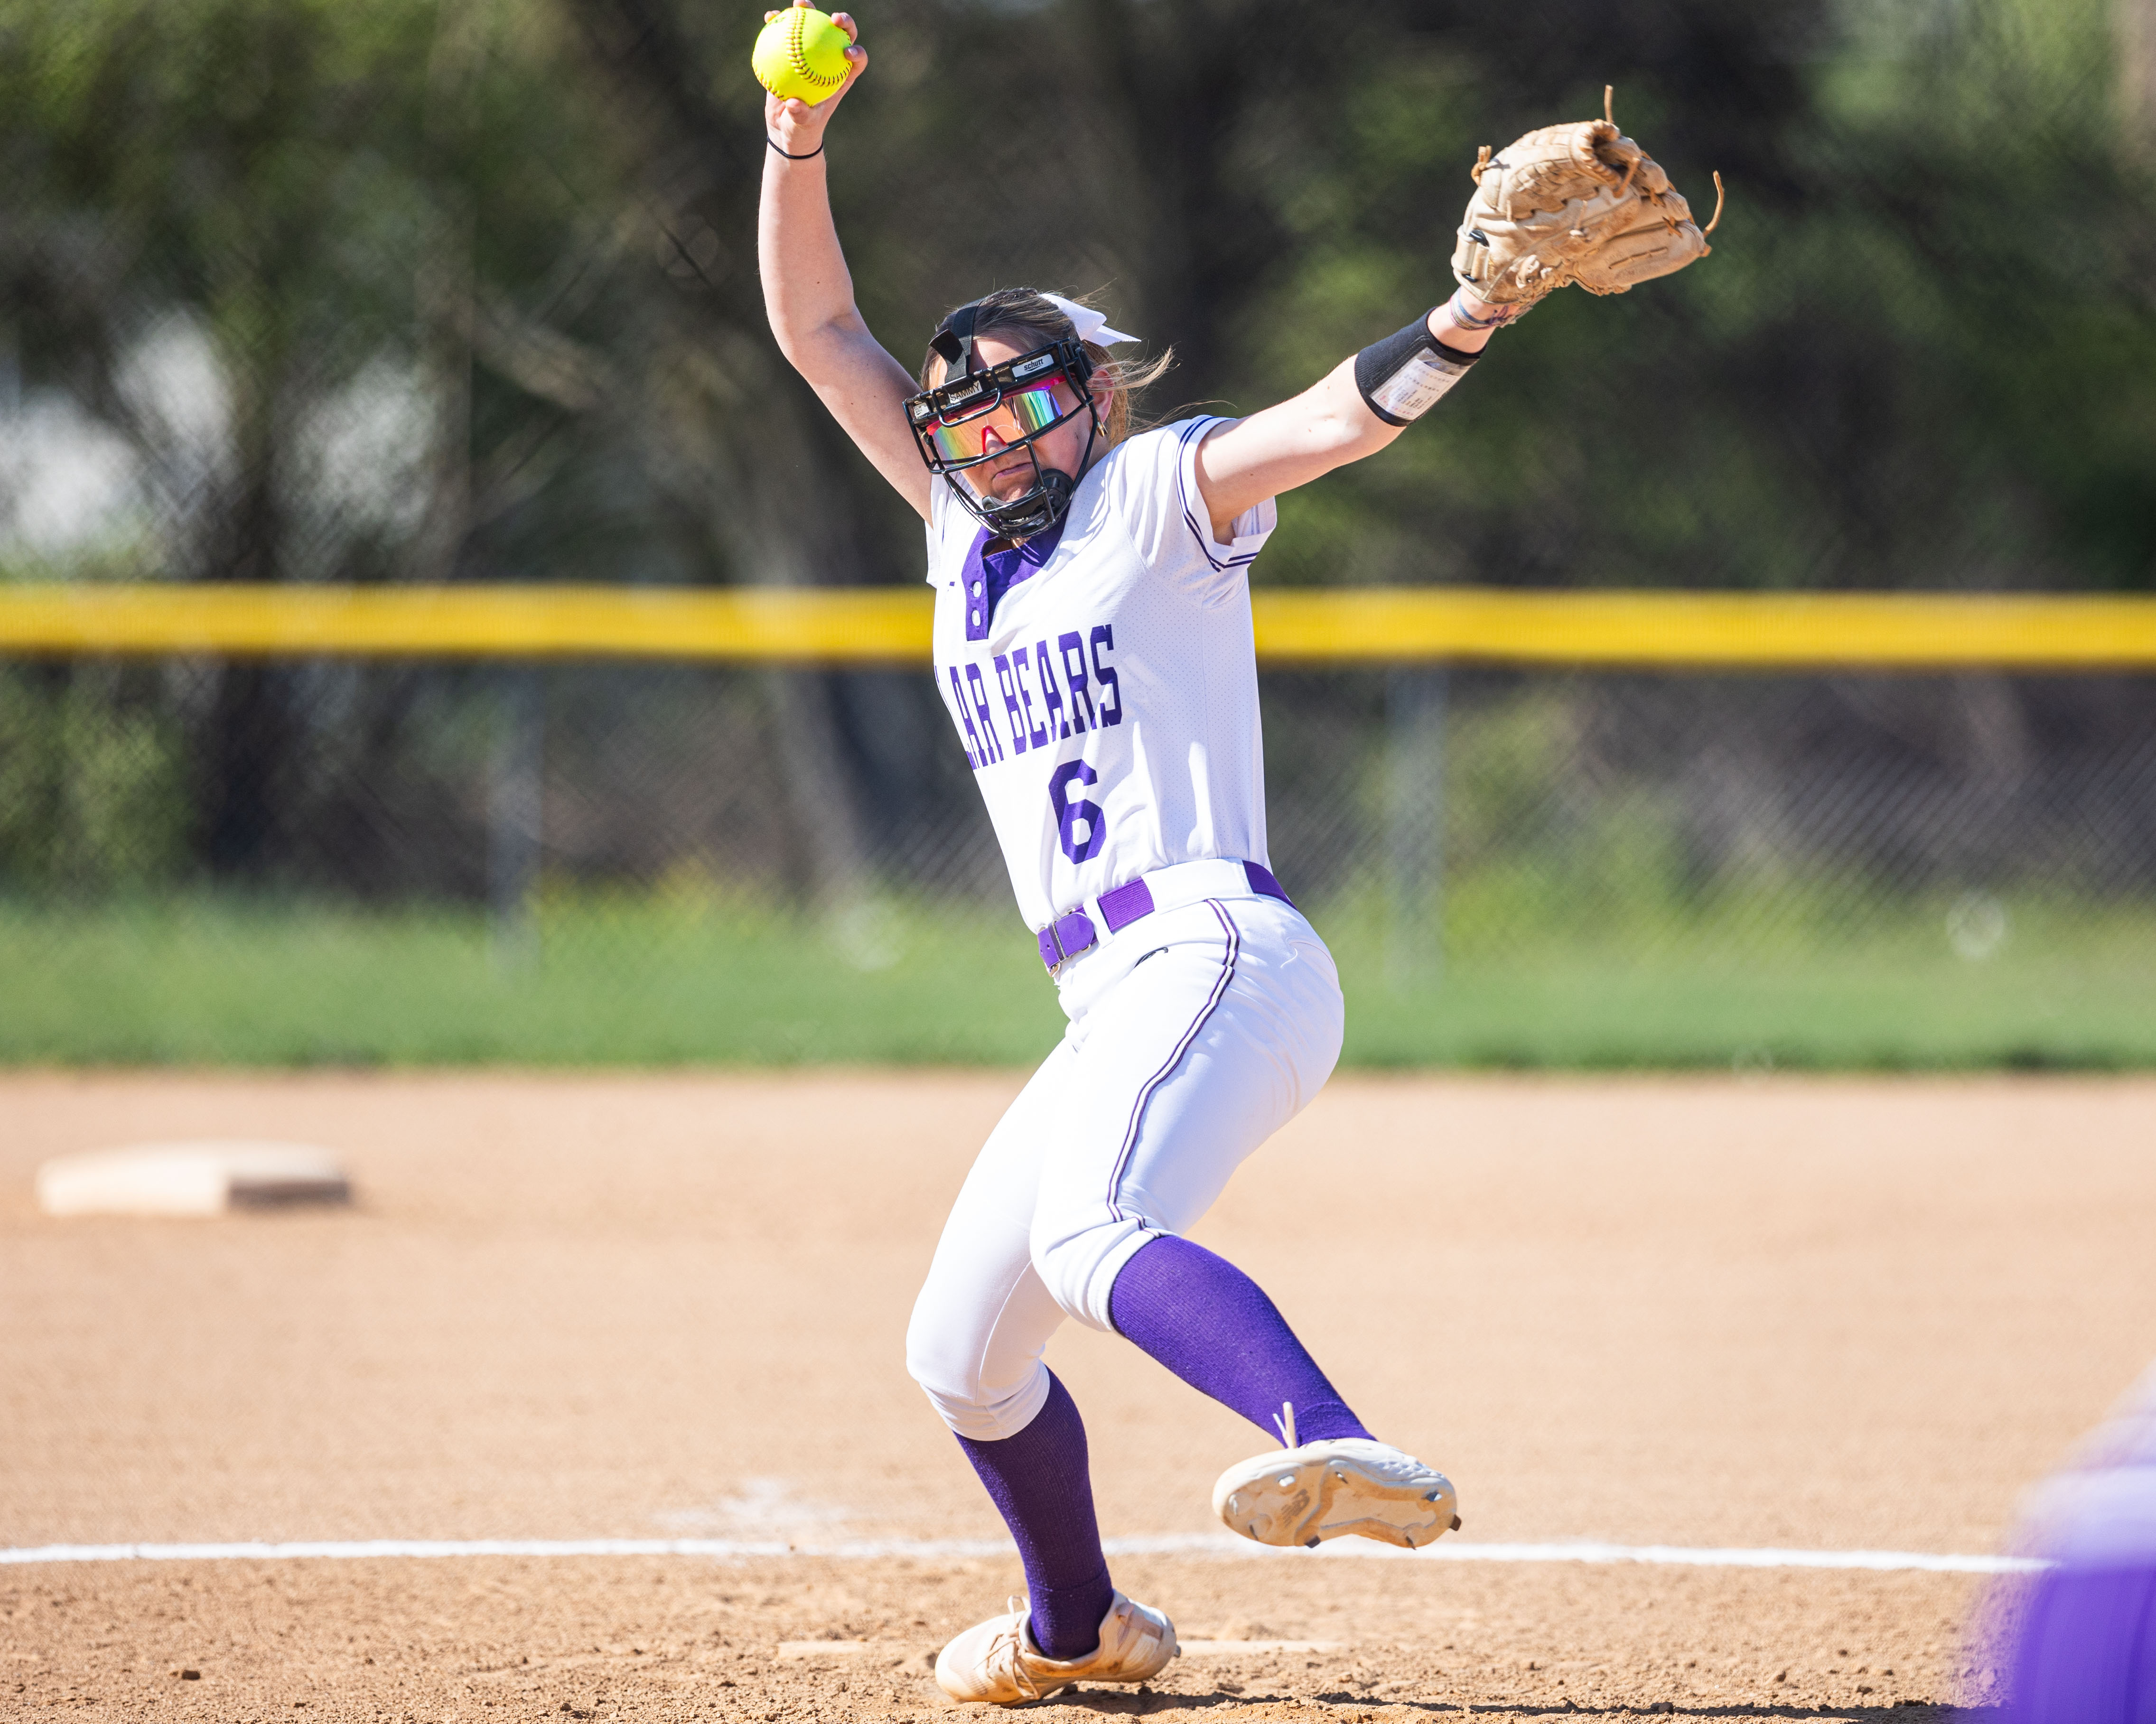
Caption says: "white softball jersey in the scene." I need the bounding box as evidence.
[926,416,1276,937]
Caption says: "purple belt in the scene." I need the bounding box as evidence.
[1036,860,1293,973]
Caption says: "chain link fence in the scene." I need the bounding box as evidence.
[2,652,2149,1065]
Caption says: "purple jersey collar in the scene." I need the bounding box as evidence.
[961,515,1069,643]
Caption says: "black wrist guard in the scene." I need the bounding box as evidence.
[1353,316,1480,426]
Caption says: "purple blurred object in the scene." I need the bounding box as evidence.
[1993,1363,2156,1723]
[2005,1565,2156,1722]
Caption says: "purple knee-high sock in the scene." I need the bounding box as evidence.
[1108,1234,1373,1445]
[953,1371,1114,1661]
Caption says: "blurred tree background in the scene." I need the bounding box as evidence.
[12,0,2156,600]
[0,0,2152,1065]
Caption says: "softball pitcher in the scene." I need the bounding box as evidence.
[756,6,1714,1702]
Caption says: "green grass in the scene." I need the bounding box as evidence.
[0,893,1063,1066]
[0,889,2149,1069]
[1337,952,2154,1070]
[1323,885,2156,1071]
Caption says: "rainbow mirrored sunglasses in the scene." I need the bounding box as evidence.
[905,338,1095,474]
[918,381,1066,464]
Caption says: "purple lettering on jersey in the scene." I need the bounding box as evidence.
[945,664,984,770]
[964,662,1005,762]
[1058,631,1095,733]
[1090,624,1123,726]
[1033,640,1069,740]
[1012,648,1049,750]
[993,653,1030,755]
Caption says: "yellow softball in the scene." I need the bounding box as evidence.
[752,7,852,105]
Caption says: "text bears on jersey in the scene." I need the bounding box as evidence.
[942,622,1124,772]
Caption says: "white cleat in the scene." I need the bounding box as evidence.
[934,1589,1178,1706]
[1213,1407,1459,1551]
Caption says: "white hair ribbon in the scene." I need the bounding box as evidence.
[1042,292,1139,347]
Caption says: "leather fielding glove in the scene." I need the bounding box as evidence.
[1452,91,1721,310]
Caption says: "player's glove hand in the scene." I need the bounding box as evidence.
[1451,91,1721,311]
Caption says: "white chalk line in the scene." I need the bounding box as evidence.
[0,1533,2042,1576]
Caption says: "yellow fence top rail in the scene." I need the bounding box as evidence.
[1,583,2153,669]
[0,584,932,663]
[1254,588,2156,668]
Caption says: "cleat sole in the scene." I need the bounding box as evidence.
[1213,1441,1459,1552]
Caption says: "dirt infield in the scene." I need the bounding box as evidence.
[5,1072,2155,1720]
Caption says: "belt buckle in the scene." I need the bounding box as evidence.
[1038,907,1098,975]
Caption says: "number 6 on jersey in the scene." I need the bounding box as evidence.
[1050,760,1106,864]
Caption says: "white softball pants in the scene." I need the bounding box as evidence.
[905,888,1346,1442]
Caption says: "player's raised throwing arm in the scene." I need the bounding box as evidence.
[756,1,933,520]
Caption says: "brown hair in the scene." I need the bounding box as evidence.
[918,288,1174,448]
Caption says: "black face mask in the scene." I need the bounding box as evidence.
[906,300,1100,538]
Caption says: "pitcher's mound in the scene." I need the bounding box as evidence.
[37,1142,351,1217]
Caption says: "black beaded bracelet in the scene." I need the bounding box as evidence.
[765,134,824,161]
